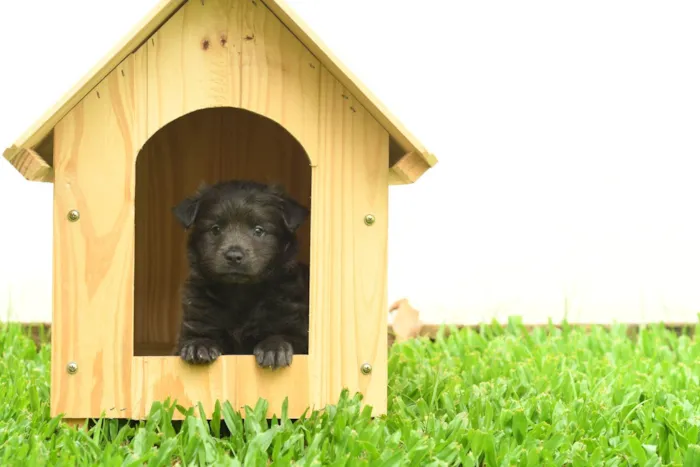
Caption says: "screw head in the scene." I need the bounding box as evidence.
[360,362,372,375]
[67,210,80,222]
[364,214,376,226]
[66,361,78,374]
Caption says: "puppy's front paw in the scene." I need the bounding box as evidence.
[254,336,293,369]
[179,340,222,364]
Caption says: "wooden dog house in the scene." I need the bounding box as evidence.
[3,0,437,423]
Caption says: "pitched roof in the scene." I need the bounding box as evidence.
[3,0,436,184]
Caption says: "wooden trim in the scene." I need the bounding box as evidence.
[2,146,54,182]
[130,355,309,420]
[23,320,697,352]
[387,321,699,346]
[260,0,437,173]
[388,151,431,185]
[10,0,187,152]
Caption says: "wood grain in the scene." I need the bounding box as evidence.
[134,107,311,353]
[388,151,431,185]
[240,0,320,165]
[51,48,148,419]
[146,0,244,138]
[12,0,186,152]
[131,355,309,419]
[260,0,437,174]
[308,67,389,416]
[2,146,54,182]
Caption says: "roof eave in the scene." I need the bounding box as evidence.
[262,0,437,177]
[9,0,186,153]
[4,0,437,184]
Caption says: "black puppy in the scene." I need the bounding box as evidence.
[172,180,310,369]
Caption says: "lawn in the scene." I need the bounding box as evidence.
[1,319,700,466]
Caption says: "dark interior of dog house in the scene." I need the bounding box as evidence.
[133,107,312,356]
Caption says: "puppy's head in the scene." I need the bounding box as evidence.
[173,180,308,284]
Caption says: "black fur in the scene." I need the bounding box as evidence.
[172,180,309,369]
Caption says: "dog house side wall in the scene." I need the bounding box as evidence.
[51,0,388,420]
[308,69,389,415]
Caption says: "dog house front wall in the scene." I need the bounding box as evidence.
[51,50,145,420]
[50,0,388,421]
[145,0,321,165]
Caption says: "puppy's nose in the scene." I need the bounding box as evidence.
[224,247,244,264]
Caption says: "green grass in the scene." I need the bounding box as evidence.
[1,319,700,466]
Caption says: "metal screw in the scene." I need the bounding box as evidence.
[67,210,80,222]
[360,362,372,375]
[364,214,375,226]
[66,361,78,374]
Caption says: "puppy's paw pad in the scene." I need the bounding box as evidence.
[179,342,222,364]
[254,338,293,369]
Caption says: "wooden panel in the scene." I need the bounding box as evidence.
[51,48,148,419]
[388,151,431,185]
[240,0,320,165]
[260,0,436,172]
[131,355,308,419]
[308,67,389,416]
[134,107,311,352]
[146,0,244,138]
[12,0,186,151]
[2,146,54,182]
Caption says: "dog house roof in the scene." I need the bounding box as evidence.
[2,0,437,184]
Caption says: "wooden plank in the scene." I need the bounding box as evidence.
[24,319,700,354]
[240,0,320,165]
[260,0,437,172]
[2,146,54,182]
[131,355,309,419]
[308,67,389,416]
[146,0,244,139]
[12,0,186,152]
[50,47,148,420]
[388,151,431,185]
[400,321,700,343]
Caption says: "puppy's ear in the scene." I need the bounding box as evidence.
[280,195,309,232]
[172,191,204,229]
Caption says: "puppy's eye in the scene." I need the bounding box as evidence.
[253,225,266,237]
[210,225,221,236]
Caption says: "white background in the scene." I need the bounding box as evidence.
[1,0,700,325]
